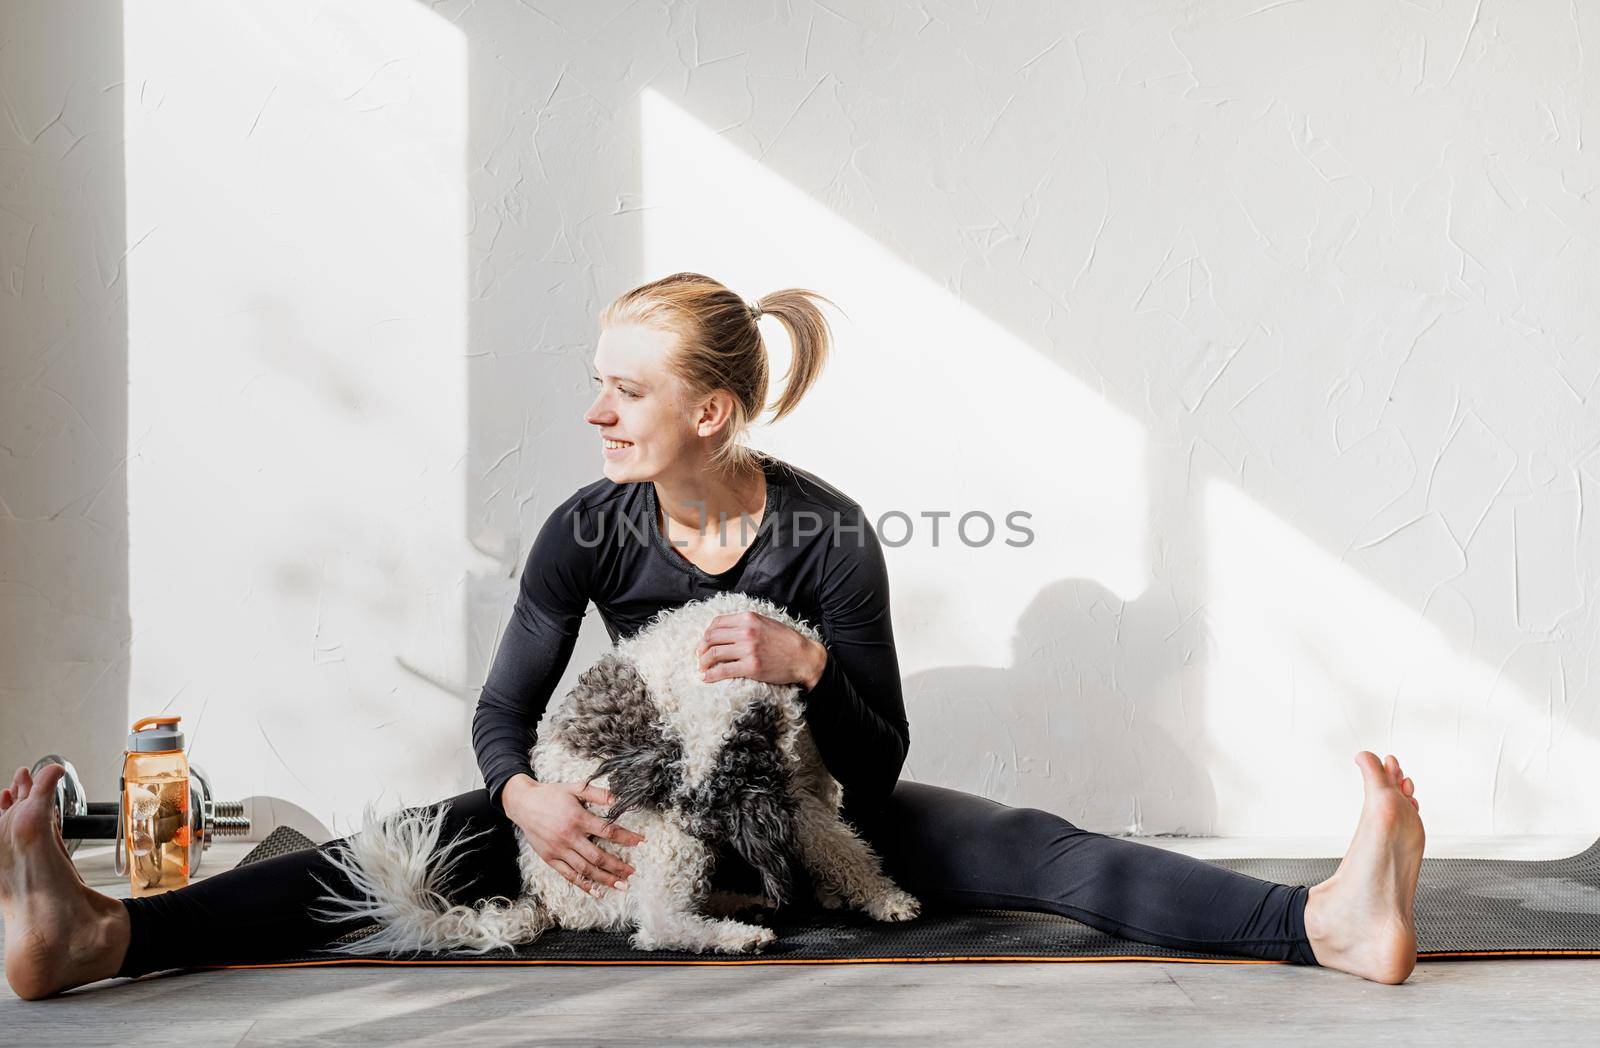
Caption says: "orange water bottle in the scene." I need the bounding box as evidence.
[115,716,192,896]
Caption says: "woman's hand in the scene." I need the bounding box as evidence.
[697,611,827,689]
[500,774,646,895]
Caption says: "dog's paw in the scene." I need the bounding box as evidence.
[814,886,847,910]
[713,923,778,953]
[629,929,667,952]
[863,889,921,922]
[628,920,776,954]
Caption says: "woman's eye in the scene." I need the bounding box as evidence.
[591,375,640,398]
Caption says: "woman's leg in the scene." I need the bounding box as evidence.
[3,762,522,997]
[115,787,522,978]
[856,781,1319,965]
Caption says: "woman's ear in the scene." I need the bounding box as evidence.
[694,388,737,440]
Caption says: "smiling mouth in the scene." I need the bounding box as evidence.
[603,438,633,450]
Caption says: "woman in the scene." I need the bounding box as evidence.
[0,273,1426,1000]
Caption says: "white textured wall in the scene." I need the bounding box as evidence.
[3,1,1597,838]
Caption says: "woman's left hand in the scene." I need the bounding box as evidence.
[698,611,826,689]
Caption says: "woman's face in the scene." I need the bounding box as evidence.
[585,323,700,483]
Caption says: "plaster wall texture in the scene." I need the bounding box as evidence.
[2,0,1596,838]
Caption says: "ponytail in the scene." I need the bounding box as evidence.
[750,288,835,423]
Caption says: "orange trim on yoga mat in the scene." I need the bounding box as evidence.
[204,955,1281,969]
[1418,949,1600,959]
[201,947,1600,971]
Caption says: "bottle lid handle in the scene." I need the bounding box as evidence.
[130,715,181,733]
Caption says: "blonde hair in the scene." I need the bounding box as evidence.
[600,272,836,476]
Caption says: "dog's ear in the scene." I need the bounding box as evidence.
[688,700,801,904]
[589,742,681,823]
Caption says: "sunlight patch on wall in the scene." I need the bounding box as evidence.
[640,89,1147,674]
[1204,478,1596,835]
[123,1,473,827]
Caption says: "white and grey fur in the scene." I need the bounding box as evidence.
[311,591,919,955]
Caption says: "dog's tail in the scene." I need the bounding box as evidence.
[308,801,550,956]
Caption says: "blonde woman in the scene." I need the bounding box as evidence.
[0,273,1426,999]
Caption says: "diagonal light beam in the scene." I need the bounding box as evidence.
[641,88,1148,676]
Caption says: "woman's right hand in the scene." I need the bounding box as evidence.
[500,773,646,895]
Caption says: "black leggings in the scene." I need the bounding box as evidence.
[116,781,1318,977]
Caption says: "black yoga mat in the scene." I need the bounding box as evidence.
[209,826,1600,968]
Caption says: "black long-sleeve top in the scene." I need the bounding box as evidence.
[471,451,909,820]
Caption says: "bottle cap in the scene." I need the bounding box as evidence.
[128,715,184,753]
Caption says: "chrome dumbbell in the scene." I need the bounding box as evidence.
[32,755,251,876]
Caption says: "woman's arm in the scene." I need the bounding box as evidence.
[796,508,910,807]
[471,494,648,894]
[471,495,594,814]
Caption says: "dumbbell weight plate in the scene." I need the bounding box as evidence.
[31,755,89,857]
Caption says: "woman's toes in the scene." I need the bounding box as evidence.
[0,788,12,811]
[1401,777,1414,796]
[1355,751,1384,783]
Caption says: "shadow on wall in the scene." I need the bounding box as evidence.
[0,2,130,801]
[904,577,1216,837]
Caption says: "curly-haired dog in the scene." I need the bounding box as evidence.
[311,591,919,955]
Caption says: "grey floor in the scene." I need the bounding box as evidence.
[5,835,1598,1046]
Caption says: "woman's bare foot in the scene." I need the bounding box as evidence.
[1,763,131,1000]
[1302,751,1425,984]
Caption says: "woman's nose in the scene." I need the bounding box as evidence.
[584,396,613,425]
